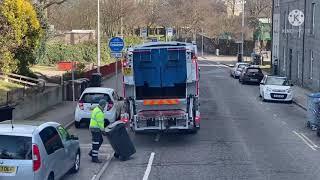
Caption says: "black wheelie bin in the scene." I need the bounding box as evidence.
[105,121,136,161]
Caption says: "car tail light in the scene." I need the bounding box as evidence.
[121,113,129,123]
[107,103,114,111]
[78,100,84,110]
[122,60,128,67]
[33,144,41,172]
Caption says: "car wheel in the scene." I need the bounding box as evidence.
[70,151,81,173]
[261,94,266,102]
[75,121,80,129]
[317,129,320,137]
[307,121,311,128]
[48,173,54,180]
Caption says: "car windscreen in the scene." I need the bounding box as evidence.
[247,68,261,73]
[238,64,247,69]
[0,135,32,160]
[81,93,111,104]
[266,77,289,86]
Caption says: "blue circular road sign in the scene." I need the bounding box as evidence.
[109,37,124,52]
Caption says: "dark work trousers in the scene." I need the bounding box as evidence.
[90,130,103,160]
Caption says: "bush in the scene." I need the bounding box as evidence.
[40,36,143,66]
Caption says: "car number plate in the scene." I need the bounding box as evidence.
[250,78,258,81]
[0,166,17,176]
[274,94,285,98]
[123,68,132,76]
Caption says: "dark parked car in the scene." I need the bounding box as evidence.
[239,66,264,84]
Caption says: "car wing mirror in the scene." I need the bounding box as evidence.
[118,97,124,101]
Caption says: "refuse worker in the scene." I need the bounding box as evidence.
[88,99,107,163]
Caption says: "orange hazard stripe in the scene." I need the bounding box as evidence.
[143,99,179,106]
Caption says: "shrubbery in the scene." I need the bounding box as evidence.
[40,36,143,65]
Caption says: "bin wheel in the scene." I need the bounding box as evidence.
[119,156,128,161]
[75,121,80,129]
[114,152,120,159]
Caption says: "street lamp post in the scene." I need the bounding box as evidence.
[97,0,101,73]
[241,0,245,62]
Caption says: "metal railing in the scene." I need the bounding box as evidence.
[0,73,46,106]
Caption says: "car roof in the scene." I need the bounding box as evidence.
[0,122,61,137]
[0,124,38,137]
[246,66,261,69]
[236,62,248,65]
[82,87,114,94]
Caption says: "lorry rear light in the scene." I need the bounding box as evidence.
[195,115,201,124]
[107,103,114,111]
[143,99,179,106]
[78,100,84,110]
[33,144,41,172]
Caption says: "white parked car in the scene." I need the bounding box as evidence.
[230,62,249,78]
[74,87,123,128]
[259,75,293,103]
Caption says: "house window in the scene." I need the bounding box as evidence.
[311,3,316,34]
[310,50,314,79]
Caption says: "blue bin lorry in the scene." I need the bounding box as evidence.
[121,42,200,133]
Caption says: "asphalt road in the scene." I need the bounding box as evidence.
[99,59,320,180]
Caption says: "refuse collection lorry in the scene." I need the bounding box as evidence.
[121,41,200,133]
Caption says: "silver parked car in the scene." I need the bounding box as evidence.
[0,122,80,180]
[230,62,249,78]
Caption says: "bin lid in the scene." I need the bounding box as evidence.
[105,121,125,133]
[308,92,320,98]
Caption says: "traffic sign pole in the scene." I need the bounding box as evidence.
[109,37,124,94]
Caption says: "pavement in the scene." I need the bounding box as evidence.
[15,56,320,179]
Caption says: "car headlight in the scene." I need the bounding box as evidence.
[287,88,292,93]
[266,87,272,92]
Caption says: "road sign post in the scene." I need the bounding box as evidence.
[109,37,125,93]
[166,27,173,42]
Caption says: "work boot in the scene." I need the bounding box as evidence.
[92,158,102,163]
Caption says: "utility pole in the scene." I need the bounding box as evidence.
[97,0,101,73]
[241,0,245,62]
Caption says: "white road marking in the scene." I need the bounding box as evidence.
[293,131,317,151]
[143,152,155,180]
[300,133,318,148]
